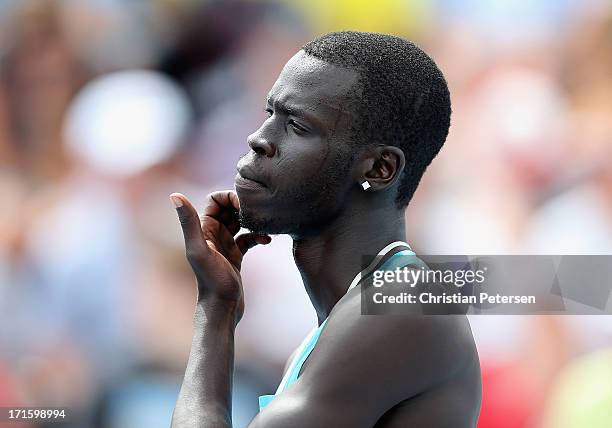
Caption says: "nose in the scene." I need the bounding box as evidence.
[247,131,276,158]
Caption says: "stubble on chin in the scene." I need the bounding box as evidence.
[238,209,272,234]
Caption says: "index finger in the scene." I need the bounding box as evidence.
[202,190,240,217]
[201,190,241,236]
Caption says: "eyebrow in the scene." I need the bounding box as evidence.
[266,95,320,125]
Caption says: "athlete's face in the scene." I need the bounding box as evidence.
[235,51,361,237]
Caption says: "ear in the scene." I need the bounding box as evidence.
[357,146,406,191]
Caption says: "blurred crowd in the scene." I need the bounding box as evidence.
[0,0,611,427]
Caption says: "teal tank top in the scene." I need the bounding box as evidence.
[258,242,425,411]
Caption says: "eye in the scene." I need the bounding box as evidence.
[288,119,307,135]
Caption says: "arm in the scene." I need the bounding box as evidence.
[171,299,237,427]
[169,191,270,428]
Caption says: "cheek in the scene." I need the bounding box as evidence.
[277,138,331,178]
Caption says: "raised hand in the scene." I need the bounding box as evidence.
[170,190,271,324]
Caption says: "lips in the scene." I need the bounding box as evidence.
[235,167,268,190]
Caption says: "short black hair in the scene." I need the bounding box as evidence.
[302,31,451,208]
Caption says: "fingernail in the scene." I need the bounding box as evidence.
[170,195,183,208]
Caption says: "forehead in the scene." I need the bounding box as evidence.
[267,51,360,119]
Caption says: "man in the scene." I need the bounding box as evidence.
[170,31,481,427]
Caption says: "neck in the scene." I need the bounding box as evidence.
[292,204,406,324]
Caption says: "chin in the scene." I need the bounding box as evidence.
[237,185,347,237]
[239,209,287,235]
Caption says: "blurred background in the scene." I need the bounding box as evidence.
[1,0,611,427]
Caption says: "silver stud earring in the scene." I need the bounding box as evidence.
[361,181,371,190]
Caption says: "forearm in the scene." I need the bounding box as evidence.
[172,298,238,428]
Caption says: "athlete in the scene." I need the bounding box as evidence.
[170,31,481,427]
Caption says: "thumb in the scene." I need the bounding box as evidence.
[170,193,208,254]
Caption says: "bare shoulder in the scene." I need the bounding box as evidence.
[299,284,480,415]
[249,281,482,428]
